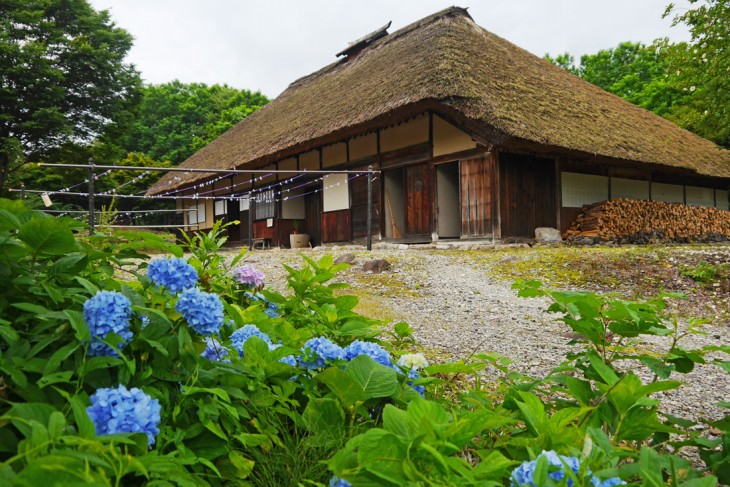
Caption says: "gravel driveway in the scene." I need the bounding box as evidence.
[230,243,730,424]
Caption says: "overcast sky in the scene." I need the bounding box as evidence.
[88,0,692,98]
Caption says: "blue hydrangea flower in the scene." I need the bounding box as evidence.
[83,290,133,357]
[329,476,352,487]
[511,451,622,487]
[299,336,345,370]
[230,324,273,357]
[147,257,198,294]
[343,340,393,368]
[200,337,229,362]
[592,477,624,487]
[279,354,297,367]
[233,264,265,289]
[408,368,425,397]
[86,384,161,447]
[176,288,224,336]
[245,291,280,318]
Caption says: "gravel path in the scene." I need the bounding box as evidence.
[230,244,730,424]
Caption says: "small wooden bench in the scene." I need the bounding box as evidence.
[251,238,271,250]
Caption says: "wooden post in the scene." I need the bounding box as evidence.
[367,165,373,251]
[88,158,95,234]
[248,196,254,251]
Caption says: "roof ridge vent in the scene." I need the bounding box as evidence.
[336,20,391,58]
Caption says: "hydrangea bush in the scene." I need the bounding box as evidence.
[147,256,199,293]
[86,384,161,447]
[233,264,265,290]
[1,201,728,486]
[83,290,133,356]
[176,287,224,335]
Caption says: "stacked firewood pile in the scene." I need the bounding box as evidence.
[564,199,730,244]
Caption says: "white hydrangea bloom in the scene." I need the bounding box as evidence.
[397,353,429,370]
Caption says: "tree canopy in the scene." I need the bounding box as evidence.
[121,81,269,165]
[545,0,729,149]
[0,0,142,194]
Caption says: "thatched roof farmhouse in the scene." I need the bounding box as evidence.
[149,7,730,245]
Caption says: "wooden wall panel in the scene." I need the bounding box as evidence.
[460,154,497,237]
[350,166,381,238]
[499,153,557,238]
[321,210,352,243]
[305,192,322,246]
[405,163,431,235]
[253,220,274,240]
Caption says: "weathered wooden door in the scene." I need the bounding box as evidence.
[304,191,321,246]
[405,163,431,236]
[499,153,556,237]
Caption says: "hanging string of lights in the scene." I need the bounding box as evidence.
[16,172,368,207]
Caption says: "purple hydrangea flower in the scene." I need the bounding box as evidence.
[233,264,265,289]
[83,290,133,357]
[176,288,224,336]
[230,324,273,357]
[86,384,161,447]
[511,451,622,487]
[299,336,345,370]
[147,257,198,294]
[200,337,229,362]
[343,340,393,368]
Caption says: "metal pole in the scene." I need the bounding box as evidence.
[248,197,254,251]
[20,183,25,200]
[88,158,95,233]
[367,165,373,251]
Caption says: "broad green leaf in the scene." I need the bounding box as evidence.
[69,394,95,438]
[73,276,99,295]
[228,451,254,479]
[18,218,78,255]
[473,450,516,480]
[0,208,22,232]
[316,367,367,408]
[37,371,75,389]
[1,402,57,437]
[382,405,415,439]
[64,309,90,341]
[43,342,80,375]
[345,355,399,399]
[0,324,19,344]
[48,252,88,278]
[301,398,345,447]
[47,411,66,440]
[516,392,547,436]
[588,353,620,385]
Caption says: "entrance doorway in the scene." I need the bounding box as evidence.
[383,163,432,240]
[436,162,460,238]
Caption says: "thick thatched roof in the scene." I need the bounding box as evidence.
[149,7,730,194]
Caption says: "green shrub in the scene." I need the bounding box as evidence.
[0,198,728,486]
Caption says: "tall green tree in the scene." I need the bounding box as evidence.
[0,0,142,195]
[545,42,686,117]
[122,81,269,165]
[665,0,729,148]
[546,1,729,149]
